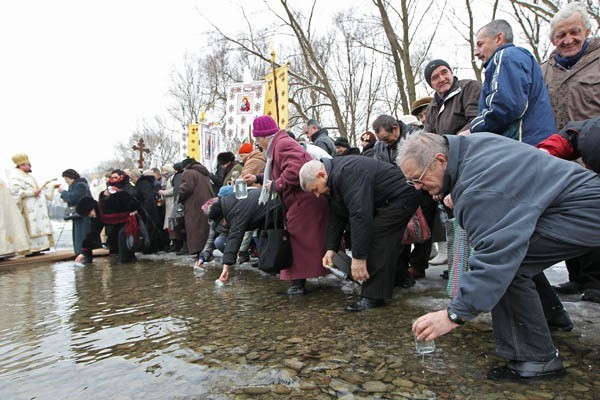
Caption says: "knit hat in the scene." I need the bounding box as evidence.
[411,96,433,116]
[12,153,30,166]
[334,137,350,148]
[217,185,234,198]
[75,197,97,217]
[360,131,376,145]
[238,142,254,155]
[252,115,279,137]
[424,59,451,86]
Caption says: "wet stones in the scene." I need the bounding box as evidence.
[362,380,387,393]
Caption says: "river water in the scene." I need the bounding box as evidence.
[0,255,598,399]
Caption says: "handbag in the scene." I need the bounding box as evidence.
[126,214,151,252]
[401,206,431,244]
[64,205,81,220]
[168,203,185,231]
[444,211,473,298]
[258,184,292,274]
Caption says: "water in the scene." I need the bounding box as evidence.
[0,256,599,399]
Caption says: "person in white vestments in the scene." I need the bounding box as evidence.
[0,178,30,257]
[8,153,56,255]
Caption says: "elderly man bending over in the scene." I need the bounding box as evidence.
[299,156,419,312]
[399,132,600,381]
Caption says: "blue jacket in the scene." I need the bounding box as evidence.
[444,134,600,321]
[470,43,556,146]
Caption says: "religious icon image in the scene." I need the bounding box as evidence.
[240,96,250,112]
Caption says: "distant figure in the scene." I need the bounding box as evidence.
[9,153,55,256]
[359,131,377,158]
[57,169,93,254]
[303,119,336,156]
[411,96,433,126]
[333,137,360,156]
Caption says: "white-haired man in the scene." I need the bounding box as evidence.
[299,156,419,311]
[398,132,600,380]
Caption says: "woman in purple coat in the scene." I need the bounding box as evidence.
[245,115,329,294]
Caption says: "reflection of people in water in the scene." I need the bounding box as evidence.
[240,96,250,112]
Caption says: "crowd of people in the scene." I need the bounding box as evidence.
[1,2,599,382]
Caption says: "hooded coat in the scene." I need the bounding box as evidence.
[60,177,92,254]
[179,161,214,254]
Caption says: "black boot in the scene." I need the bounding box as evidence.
[345,297,385,312]
[287,279,306,295]
[546,306,573,332]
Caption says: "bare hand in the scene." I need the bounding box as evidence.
[412,309,460,341]
[432,194,443,202]
[443,194,454,209]
[351,258,369,282]
[243,174,257,185]
[322,250,336,268]
[34,188,42,197]
[218,264,231,282]
[457,129,470,136]
[75,254,85,263]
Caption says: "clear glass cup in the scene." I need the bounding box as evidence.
[414,334,435,354]
[234,178,248,199]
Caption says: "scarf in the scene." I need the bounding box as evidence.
[555,39,589,70]
[258,135,276,205]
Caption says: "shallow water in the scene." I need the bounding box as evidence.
[0,255,599,399]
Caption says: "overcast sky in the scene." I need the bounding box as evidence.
[0,0,254,183]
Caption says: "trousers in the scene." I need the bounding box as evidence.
[493,232,589,361]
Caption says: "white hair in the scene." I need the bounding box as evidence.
[299,160,325,191]
[550,2,591,40]
[396,132,448,169]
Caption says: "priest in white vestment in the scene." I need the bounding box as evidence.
[0,178,30,257]
[8,153,55,254]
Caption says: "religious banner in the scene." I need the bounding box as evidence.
[187,124,199,160]
[199,123,226,171]
[225,82,264,149]
[264,65,289,130]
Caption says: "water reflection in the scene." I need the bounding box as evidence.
[0,256,598,399]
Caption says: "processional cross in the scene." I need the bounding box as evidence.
[132,138,151,169]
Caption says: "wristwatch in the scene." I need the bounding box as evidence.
[447,308,465,325]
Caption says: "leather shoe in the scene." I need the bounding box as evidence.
[552,281,583,294]
[487,357,565,381]
[546,307,573,332]
[397,277,416,289]
[582,288,600,303]
[345,297,384,312]
[287,279,306,295]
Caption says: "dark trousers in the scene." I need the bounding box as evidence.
[398,192,436,272]
[565,248,600,289]
[493,233,589,361]
[363,200,419,300]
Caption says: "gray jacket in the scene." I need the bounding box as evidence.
[445,133,600,320]
[311,128,336,156]
[374,120,420,165]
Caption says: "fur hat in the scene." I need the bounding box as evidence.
[252,115,279,137]
[411,96,433,116]
[238,142,254,155]
[424,59,451,86]
[75,197,97,217]
[217,152,235,165]
[360,131,376,145]
[334,137,350,148]
[12,153,30,166]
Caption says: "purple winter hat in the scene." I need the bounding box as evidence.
[252,115,280,137]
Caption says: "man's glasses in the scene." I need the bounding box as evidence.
[406,158,435,187]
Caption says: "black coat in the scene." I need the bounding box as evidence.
[374,120,420,165]
[135,175,161,229]
[218,188,267,265]
[323,156,418,259]
[361,142,376,158]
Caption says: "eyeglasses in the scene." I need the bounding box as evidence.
[406,158,435,187]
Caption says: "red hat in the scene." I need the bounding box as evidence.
[238,142,254,155]
[252,115,279,137]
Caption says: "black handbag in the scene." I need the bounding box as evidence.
[258,185,292,274]
[168,203,185,231]
[64,205,81,220]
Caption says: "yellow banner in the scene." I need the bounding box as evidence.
[264,65,289,129]
[187,124,199,160]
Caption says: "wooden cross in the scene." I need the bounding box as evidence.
[132,138,151,169]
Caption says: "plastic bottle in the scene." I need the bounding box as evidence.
[234,178,248,199]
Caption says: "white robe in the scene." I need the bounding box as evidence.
[0,178,30,256]
[9,169,55,252]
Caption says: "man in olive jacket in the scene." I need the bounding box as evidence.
[299,156,419,312]
[400,132,600,381]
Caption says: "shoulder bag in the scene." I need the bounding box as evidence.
[258,184,292,274]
